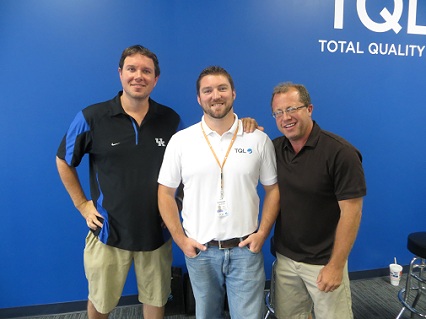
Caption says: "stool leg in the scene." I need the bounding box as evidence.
[264,309,271,319]
[264,291,272,319]
[411,293,421,319]
[396,307,406,319]
[396,257,416,319]
[398,257,426,319]
[264,260,276,319]
[406,258,416,303]
[410,258,426,318]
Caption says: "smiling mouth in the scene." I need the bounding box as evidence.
[211,102,224,107]
[131,84,145,88]
[284,123,295,129]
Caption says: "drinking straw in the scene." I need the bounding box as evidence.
[394,257,397,264]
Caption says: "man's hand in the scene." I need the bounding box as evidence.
[316,263,343,293]
[241,117,264,132]
[177,236,207,257]
[238,232,266,253]
[77,200,103,230]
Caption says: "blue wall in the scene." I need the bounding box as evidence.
[1,0,425,310]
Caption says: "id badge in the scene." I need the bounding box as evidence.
[216,199,228,217]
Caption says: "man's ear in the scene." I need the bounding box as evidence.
[307,104,314,117]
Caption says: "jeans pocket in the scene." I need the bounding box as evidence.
[243,245,260,255]
[184,248,202,259]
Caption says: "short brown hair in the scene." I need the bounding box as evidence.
[271,82,311,107]
[118,45,160,77]
[196,66,235,95]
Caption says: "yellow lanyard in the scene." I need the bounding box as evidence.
[201,121,239,199]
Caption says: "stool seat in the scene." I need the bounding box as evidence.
[408,232,426,259]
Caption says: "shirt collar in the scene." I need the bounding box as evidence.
[201,113,241,136]
[283,121,321,150]
[111,91,159,117]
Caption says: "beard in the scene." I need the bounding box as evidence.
[203,103,233,119]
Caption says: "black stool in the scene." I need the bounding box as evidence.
[396,232,426,318]
[264,236,276,319]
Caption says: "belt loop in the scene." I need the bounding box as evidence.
[218,241,223,250]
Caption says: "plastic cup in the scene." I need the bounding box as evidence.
[389,263,403,286]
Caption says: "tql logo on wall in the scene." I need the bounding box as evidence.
[334,0,426,35]
[319,0,426,57]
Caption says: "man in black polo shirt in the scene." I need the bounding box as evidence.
[56,45,180,319]
[270,82,366,319]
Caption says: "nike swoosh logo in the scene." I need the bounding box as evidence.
[111,142,120,146]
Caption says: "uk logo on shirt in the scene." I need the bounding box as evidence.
[155,138,166,147]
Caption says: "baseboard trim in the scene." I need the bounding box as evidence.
[0,296,138,319]
[348,265,409,281]
[0,267,408,319]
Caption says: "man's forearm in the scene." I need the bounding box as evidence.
[328,198,363,269]
[257,183,280,239]
[56,156,88,210]
[158,184,187,246]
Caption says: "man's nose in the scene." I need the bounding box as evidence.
[282,110,292,119]
[135,70,144,79]
[212,89,221,99]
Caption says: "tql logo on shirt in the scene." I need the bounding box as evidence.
[234,148,253,154]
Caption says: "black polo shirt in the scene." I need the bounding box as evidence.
[273,122,366,265]
[57,92,181,251]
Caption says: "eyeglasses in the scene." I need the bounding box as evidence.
[272,105,308,119]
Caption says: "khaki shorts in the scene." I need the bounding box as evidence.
[274,253,353,319]
[84,232,172,314]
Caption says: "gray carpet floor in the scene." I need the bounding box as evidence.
[13,275,426,319]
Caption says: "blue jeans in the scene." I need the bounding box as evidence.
[185,245,265,319]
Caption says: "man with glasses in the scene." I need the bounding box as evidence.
[270,82,366,319]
